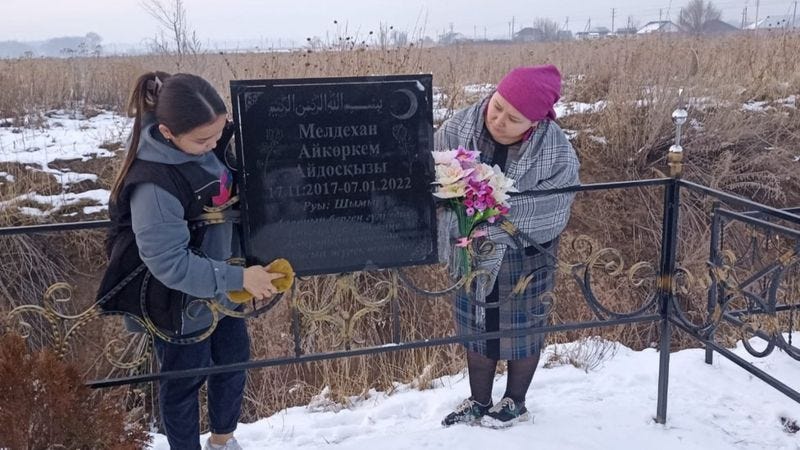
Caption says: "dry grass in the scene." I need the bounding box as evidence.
[2,32,800,426]
[234,266,460,421]
[0,33,795,118]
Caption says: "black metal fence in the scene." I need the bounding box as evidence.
[4,172,799,425]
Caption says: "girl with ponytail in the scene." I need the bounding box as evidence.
[102,72,283,450]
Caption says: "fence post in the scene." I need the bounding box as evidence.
[656,107,687,424]
[705,202,722,365]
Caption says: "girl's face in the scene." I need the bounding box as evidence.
[159,114,228,155]
[485,92,536,145]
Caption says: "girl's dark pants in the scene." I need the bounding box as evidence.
[154,316,249,450]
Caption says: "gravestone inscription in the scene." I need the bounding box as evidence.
[231,75,437,276]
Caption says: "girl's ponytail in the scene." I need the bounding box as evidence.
[110,71,171,203]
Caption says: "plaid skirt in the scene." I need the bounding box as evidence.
[453,238,558,361]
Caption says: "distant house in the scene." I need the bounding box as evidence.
[701,20,739,34]
[514,27,571,42]
[514,27,544,42]
[745,15,799,30]
[614,26,638,36]
[637,21,681,34]
[576,27,611,40]
[438,32,471,45]
[557,30,574,41]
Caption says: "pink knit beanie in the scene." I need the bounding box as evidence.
[496,65,562,121]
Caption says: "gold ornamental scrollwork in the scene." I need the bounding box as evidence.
[293,272,396,350]
[562,234,660,318]
[6,282,154,368]
[689,239,800,361]
[6,283,103,358]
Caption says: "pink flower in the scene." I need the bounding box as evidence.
[471,163,495,182]
[455,146,479,163]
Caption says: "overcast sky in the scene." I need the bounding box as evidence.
[2,0,795,48]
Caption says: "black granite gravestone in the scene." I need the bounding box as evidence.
[231,75,437,276]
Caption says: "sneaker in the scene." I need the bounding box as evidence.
[203,436,243,450]
[480,397,530,428]
[441,398,493,426]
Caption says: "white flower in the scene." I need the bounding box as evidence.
[433,179,467,199]
[435,162,473,187]
[487,165,518,205]
[432,150,459,165]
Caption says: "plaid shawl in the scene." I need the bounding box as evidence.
[434,95,580,303]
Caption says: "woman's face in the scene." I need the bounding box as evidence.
[159,114,228,155]
[485,92,536,145]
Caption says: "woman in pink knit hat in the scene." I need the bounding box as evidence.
[435,65,580,428]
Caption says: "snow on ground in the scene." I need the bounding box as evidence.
[0,109,126,167]
[149,336,800,450]
[738,95,796,113]
[0,109,128,216]
[433,84,607,124]
[555,100,607,117]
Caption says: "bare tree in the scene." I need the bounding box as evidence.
[83,32,103,55]
[533,17,562,42]
[141,0,201,55]
[391,30,408,47]
[678,0,722,35]
[378,23,391,49]
[626,16,641,31]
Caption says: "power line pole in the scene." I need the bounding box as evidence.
[512,16,516,38]
[754,0,760,29]
[659,8,663,22]
[611,8,616,33]
[741,7,748,29]
[793,1,798,29]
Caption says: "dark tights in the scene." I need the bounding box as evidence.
[467,350,540,406]
[466,350,496,405]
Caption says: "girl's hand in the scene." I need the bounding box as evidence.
[242,266,285,300]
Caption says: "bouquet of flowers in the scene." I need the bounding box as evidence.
[433,146,517,276]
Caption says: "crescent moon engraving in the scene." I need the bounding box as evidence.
[390,88,419,120]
